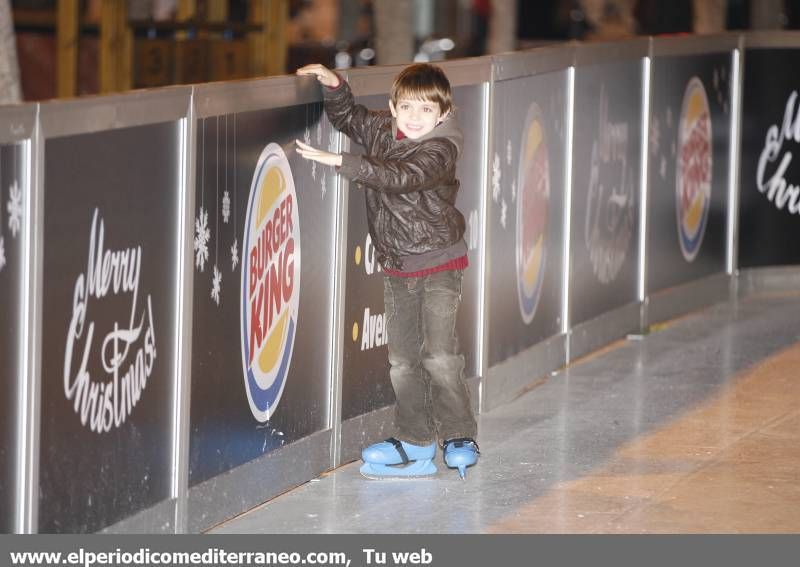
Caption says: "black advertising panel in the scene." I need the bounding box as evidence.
[340,93,394,421]
[0,142,25,532]
[740,49,800,268]
[570,60,641,326]
[648,53,730,292]
[487,71,568,367]
[39,124,180,532]
[189,105,337,486]
[340,86,485,421]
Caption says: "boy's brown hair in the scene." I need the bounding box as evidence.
[390,63,453,115]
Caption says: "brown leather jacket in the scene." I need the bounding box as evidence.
[323,79,467,272]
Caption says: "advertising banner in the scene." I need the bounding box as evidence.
[340,94,393,420]
[340,85,485,421]
[0,141,26,532]
[39,123,181,532]
[570,60,642,326]
[486,71,568,367]
[188,104,337,486]
[739,48,800,268]
[647,53,731,292]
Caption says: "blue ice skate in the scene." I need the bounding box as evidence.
[359,438,437,479]
[442,438,479,479]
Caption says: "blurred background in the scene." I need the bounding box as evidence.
[1,0,799,103]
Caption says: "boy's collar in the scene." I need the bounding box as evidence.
[391,119,404,140]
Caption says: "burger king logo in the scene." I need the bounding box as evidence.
[516,103,550,324]
[241,143,301,422]
[676,77,712,262]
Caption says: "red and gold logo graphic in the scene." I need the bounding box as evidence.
[676,77,712,262]
[241,144,301,422]
[516,103,550,324]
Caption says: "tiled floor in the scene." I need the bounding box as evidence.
[212,293,800,533]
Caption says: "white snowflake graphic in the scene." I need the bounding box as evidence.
[231,238,239,271]
[500,198,508,229]
[649,117,660,156]
[7,180,22,238]
[491,153,501,202]
[328,127,337,152]
[316,120,323,146]
[511,180,517,202]
[304,125,317,180]
[222,190,231,224]
[0,237,5,272]
[211,264,222,305]
[321,171,327,199]
[506,140,512,166]
[194,207,211,272]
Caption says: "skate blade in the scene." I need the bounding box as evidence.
[445,456,477,479]
[359,461,437,480]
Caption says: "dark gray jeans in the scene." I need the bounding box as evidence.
[383,269,477,446]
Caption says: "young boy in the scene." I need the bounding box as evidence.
[296,63,478,479]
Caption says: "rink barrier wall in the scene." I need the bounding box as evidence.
[566,39,648,364]
[1,31,798,532]
[642,34,739,331]
[36,88,191,533]
[482,46,574,410]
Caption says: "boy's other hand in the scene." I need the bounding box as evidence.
[296,64,340,88]
[295,140,343,167]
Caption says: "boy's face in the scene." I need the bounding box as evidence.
[389,98,447,139]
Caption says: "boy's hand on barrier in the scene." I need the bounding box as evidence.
[295,140,343,167]
[296,64,340,88]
